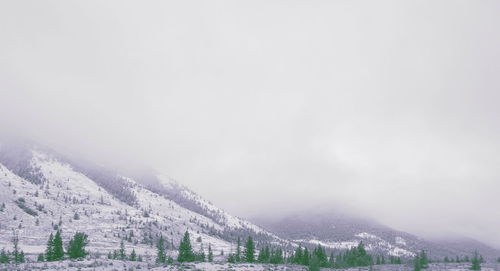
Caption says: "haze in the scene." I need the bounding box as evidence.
[1,1,499,248]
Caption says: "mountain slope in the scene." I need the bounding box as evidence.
[253,211,500,260]
[0,141,283,260]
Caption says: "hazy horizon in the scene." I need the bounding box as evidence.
[1,1,500,249]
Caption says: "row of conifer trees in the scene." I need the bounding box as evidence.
[38,230,88,262]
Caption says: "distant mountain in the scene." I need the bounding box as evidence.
[253,211,500,260]
[0,140,285,260]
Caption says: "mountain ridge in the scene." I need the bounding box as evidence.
[0,139,498,262]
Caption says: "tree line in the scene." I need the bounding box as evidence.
[413,250,484,271]
[0,230,88,264]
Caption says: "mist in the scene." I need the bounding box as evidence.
[1,1,500,248]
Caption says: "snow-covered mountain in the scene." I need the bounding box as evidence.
[0,139,498,262]
[0,140,286,260]
[253,211,500,261]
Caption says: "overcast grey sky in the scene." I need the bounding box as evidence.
[1,1,500,247]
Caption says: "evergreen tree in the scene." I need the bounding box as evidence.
[471,251,481,270]
[257,248,264,263]
[208,243,214,262]
[227,253,236,263]
[331,243,375,268]
[313,245,328,267]
[356,242,372,266]
[302,247,310,266]
[52,230,64,261]
[45,233,54,261]
[177,231,195,262]
[0,249,10,263]
[196,244,206,262]
[329,251,335,267]
[420,250,429,268]
[17,251,25,263]
[67,232,88,259]
[414,250,429,271]
[129,249,137,261]
[11,230,24,263]
[293,246,303,264]
[258,246,270,263]
[37,253,44,262]
[244,236,255,262]
[309,254,320,271]
[156,235,166,263]
[236,237,241,262]
[414,256,422,271]
[119,239,126,260]
[270,248,284,264]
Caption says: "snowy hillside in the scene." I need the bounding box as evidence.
[0,142,284,260]
[254,212,500,260]
[0,140,498,264]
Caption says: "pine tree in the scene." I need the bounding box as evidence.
[263,246,271,263]
[18,251,25,263]
[293,245,303,264]
[177,231,195,262]
[329,251,335,267]
[156,235,166,263]
[208,243,214,262]
[67,232,88,259]
[257,246,268,263]
[119,239,126,260]
[11,230,24,263]
[236,237,241,262]
[302,247,310,266]
[313,245,328,267]
[420,250,429,269]
[227,253,236,263]
[0,249,9,263]
[45,233,54,261]
[471,251,481,270]
[414,256,422,271]
[244,236,255,263]
[414,251,429,271]
[196,243,206,262]
[129,249,137,261]
[53,230,64,261]
[270,248,284,264]
[309,254,321,271]
[37,253,45,262]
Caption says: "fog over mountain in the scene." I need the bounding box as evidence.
[1,0,499,251]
